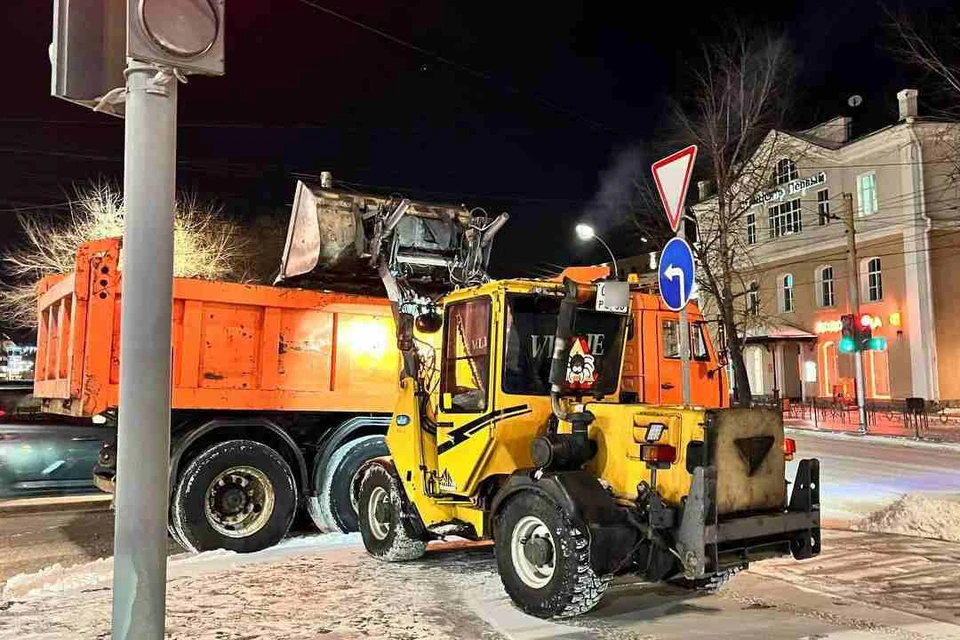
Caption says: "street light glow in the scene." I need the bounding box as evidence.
[575,223,595,241]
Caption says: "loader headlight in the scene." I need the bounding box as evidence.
[643,422,666,443]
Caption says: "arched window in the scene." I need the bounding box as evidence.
[816,265,834,307]
[775,158,799,185]
[746,281,760,316]
[778,273,794,313]
[860,257,883,302]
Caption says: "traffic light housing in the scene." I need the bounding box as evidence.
[840,314,857,353]
[840,313,886,352]
[858,314,873,351]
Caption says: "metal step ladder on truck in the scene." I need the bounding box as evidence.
[354,274,821,618]
[30,174,734,555]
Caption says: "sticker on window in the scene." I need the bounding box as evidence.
[566,337,598,389]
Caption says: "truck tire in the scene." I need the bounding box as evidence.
[494,491,610,618]
[171,439,297,553]
[357,464,427,562]
[308,435,388,533]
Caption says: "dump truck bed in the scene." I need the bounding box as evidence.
[34,238,400,417]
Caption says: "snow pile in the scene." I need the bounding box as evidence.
[852,494,960,542]
[2,533,362,599]
[2,557,113,599]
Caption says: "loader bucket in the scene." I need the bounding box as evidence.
[276,180,507,298]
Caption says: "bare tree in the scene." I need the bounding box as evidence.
[668,30,795,407]
[0,183,256,328]
[888,8,960,183]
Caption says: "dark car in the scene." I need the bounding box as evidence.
[0,382,114,498]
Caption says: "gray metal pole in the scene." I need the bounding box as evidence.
[112,61,178,640]
[678,218,692,406]
[843,193,869,435]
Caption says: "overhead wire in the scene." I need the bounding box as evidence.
[292,0,619,134]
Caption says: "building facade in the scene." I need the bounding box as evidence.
[698,90,960,403]
[0,339,37,381]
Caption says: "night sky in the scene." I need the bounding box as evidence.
[0,0,957,299]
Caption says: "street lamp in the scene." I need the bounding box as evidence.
[574,223,619,278]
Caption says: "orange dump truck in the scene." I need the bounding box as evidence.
[33,238,727,554]
[35,236,401,552]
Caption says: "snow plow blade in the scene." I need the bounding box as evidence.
[276,180,507,297]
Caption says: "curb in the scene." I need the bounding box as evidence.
[785,426,960,451]
[0,493,112,516]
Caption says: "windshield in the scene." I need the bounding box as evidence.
[502,293,626,396]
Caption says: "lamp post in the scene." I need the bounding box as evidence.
[575,223,619,279]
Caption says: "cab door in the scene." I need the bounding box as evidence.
[652,314,714,405]
[435,296,496,494]
[655,313,684,404]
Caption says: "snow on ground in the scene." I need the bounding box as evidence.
[0,535,503,639]
[853,494,960,543]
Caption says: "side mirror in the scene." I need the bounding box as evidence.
[415,311,443,334]
[717,350,729,367]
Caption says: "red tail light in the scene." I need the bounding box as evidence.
[783,437,796,461]
[640,444,677,464]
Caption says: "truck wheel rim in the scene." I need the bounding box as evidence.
[367,486,392,540]
[204,466,275,539]
[510,515,556,589]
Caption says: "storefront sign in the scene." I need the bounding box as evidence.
[751,171,826,205]
[815,312,890,335]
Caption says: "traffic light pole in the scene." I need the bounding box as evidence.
[112,61,178,640]
[843,193,869,435]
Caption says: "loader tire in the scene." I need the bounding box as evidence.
[308,435,388,533]
[357,464,427,562]
[172,440,297,553]
[494,491,611,618]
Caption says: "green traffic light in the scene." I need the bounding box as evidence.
[868,337,887,351]
[839,336,856,353]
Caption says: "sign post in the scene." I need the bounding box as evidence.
[652,145,698,406]
[51,3,224,638]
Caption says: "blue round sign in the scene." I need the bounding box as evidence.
[658,237,695,311]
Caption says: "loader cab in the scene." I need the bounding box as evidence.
[429,280,629,496]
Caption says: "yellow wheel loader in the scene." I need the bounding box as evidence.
[354,276,820,617]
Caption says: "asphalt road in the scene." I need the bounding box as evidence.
[1,430,959,600]
[0,502,181,583]
[787,430,960,522]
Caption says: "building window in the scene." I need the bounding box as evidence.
[857,172,878,216]
[817,189,830,225]
[775,158,799,186]
[820,341,838,397]
[862,257,883,302]
[768,199,802,238]
[746,212,757,245]
[868,350,891,398]
[816,265,834,307]
[746,282,760,316]
[779,273,794,313]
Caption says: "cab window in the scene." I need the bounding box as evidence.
[441,298,491,412]
[662,320,710,361]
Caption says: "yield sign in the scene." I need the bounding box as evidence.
[651,145,698,232]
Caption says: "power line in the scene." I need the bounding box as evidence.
[293,0,620,134]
